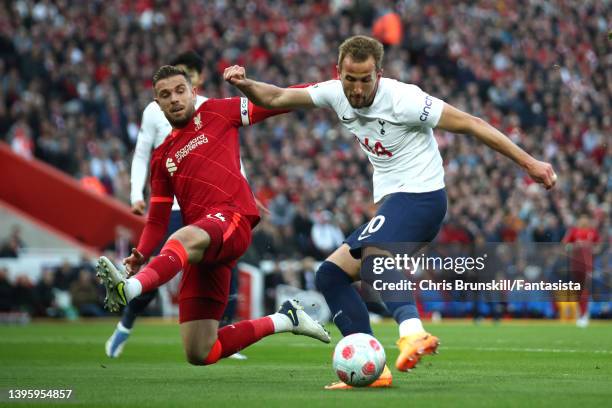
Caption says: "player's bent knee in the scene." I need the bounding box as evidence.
[316,260,350,293]
[326,244,360,279]
[169,226,211,264]
[184,336,220,366]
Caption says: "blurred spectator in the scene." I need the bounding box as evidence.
[34,267,59,317]
[0,267,13,312]
[250,218,285,260]
[311,210,344,258]
[70,269,105,317]
[53,259,75,291]
[0,226,25,257]
[12,275,36,314]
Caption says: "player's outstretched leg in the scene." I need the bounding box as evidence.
[361,254,440,371]
[315,246,393,389]
[105,290,158,358]
[191,299,330,366]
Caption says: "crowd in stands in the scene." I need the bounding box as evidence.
[0,259,108,318]
[1,1,609,317]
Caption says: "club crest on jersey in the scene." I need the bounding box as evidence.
[194,113,202,130]
[166,158,177,176]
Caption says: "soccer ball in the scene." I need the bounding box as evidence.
[332,333,386,387]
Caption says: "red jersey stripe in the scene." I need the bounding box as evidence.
[151,196,173,203]
[222,212,243,242]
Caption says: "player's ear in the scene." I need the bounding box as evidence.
[336,64,341,79]
[376,68,383,79]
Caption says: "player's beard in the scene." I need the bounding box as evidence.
[167,104,195,129]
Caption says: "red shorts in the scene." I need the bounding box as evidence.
[178,209,253,323]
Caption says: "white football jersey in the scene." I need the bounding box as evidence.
[131,96,207,210]
[307,78,445,202]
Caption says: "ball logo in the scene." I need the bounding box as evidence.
[420,95,433,122]
[369,339,381,351]
[342,345,354,360]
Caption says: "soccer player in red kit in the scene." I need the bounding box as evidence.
[562,213,602,328]
[97,65,330,366]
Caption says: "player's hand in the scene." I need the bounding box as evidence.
[131,200,146,216]
[123,248,145,276]
[525,159,557,190]
[223,65,248,87]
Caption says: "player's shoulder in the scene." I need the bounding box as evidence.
[200,96,244,114]
[311,79,342,90]
[142,101,167,123]
[308,79,344,108]
[143,100,162,115]
[381,77,423,97]
[199,96,234,110]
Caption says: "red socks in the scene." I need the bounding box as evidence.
[135,239,188,293]
[203,317,274,365]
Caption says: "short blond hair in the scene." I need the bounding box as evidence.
[338,35,384,71]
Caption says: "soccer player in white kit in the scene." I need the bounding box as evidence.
[224,35,557,389]
[105,51,248,359]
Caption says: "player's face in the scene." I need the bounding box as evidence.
[338,56,382,108]
[154,75,197,128]
[175,64,203,89]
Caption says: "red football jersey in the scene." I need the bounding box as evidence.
[562,227,600,244]
[150,97,259,225]
[563,226,600,273]
[136,96,288,259]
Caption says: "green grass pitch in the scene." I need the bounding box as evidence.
[1,319,611,407]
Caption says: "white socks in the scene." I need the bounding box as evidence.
[399,318,425,337]
[269,313,292,333]
[124,278,143,302]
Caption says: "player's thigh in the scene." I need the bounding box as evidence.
[180,318,219,363]
[192,210,252,265]
[178,264,232,323]
[327,244,361,280]
[346,190,447,257]
[168,225,211,263]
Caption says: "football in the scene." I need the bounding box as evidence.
[332,333,386,387]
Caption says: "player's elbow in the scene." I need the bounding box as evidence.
[264,90,289,109]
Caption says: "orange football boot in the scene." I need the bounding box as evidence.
[324,365,393,390]
[395,332,439,371]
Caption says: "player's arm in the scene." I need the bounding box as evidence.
[436,103,557,189]
[248,84,313,124]
[224,65,315,110]
[124,156,172,275]
[130,105,157,215]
